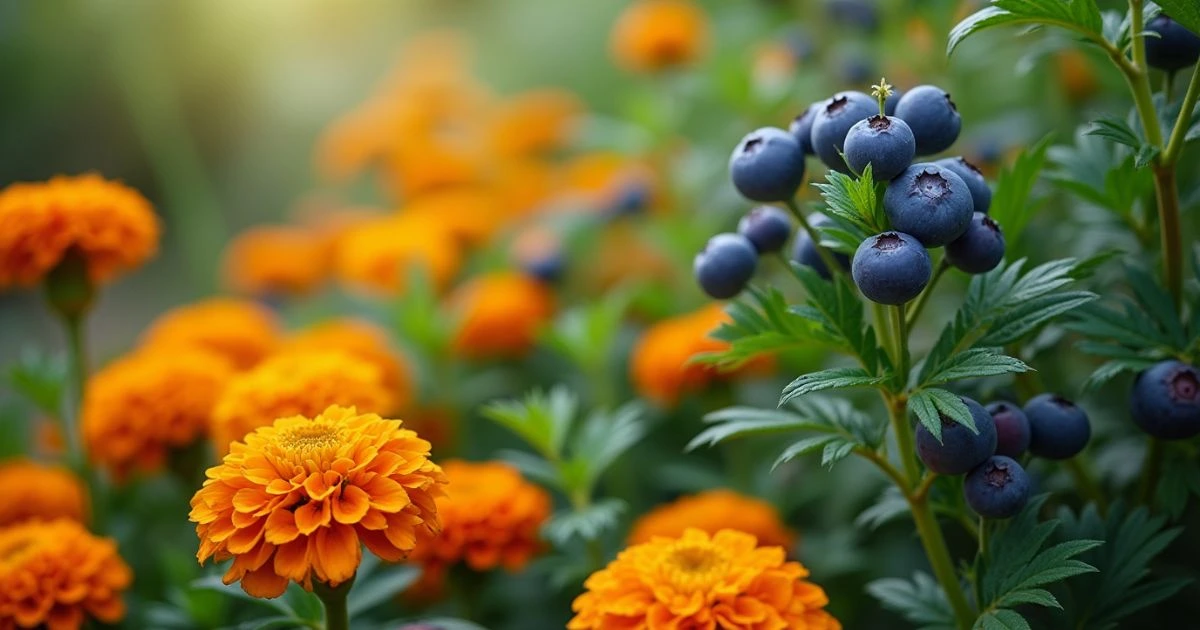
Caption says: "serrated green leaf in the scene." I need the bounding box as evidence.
[975,609,1031,630]
[779,367,890,405]
[920,348,1032,387]
[949,1,1105,57]
[687,407,831,451]
[868,572,956,628]
[1085,117,1140,148]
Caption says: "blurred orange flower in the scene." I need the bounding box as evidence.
[610,0,709,73]
[278,319,413,410]
[0,519,132,630]
[630,304,733,406]
[222,226,330,297]
[569,529,839,630]
[83,348,235,480]
[488,89,583,158]
[333,215,463,295]
[141,298,281,370]
[210,350,393,454]
[628,489,795,552]
[0,459,88,527]
[190,405,447,598]
[449,272,555,360]
[0,174,159,287]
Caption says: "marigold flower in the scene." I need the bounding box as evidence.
[140,298,281,370]
[0,460,88,527]
[210,350,393,453]
[488,89,582,158]
[190,405,447,598]
[568,529,839,630]
[0,518,132,630]
[278,319,413,410]
[221,226,330,297]
[0,174,159,288]
[630,304,733,406]
[333,215,463,295]
[610,0,709,73]
[629,489,795,552]
[83,348,235,479]
[449,272,555,360]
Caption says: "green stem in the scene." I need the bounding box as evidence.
[910,494,976,628]
[314,577,353,630]
[1164,64,1200,164]
[906,259,949,327]
[784,198,844,277]
[1138,438,1165,508]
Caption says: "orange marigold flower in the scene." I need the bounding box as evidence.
[141,298,281,370]
[190,405,447,598]
[568,528,839,630]
[0,174,159,287]
[83,348,235,479]
[628,489,795,552]
[488,89,582,158]
[210,350,393,453]
[0,459,88,527]
[221,226,330,297]
[409,460,550,574]
[278,319,413,410]
[333,215,462,295]
[630,304,732,406]
[610,0,709,73]
[0,518,133,630]
[449,272,555,360]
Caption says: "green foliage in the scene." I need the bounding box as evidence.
[867,571,956,630]
[908,388,977,441]
[948,0,1106,57]
[812,164,887,236]
[989,135,1052,247]
[6,348,67,419]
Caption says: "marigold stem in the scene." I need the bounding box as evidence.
[315,577,353,630]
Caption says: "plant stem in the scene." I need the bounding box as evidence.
[906,259,949,327]
[1138,438,1165,508]
[784,198,844,277]
[910,494,976,628]
[314,577,353,630]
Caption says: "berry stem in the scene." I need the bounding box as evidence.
[783,197,845,277]
[1137,437,1165,509]
[905,258,949,327]
[314,577,353,630]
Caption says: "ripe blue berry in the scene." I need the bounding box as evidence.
[964,456,1031,519]
[916,396,998,475]
[851,231,931,304]
[1130,360,1200,440]
[791,213,850,279]
[884,163,974,247]
[894,85,962,156]
[694,233,758,299]
[810,91,877,173]
[729,127,807,202]
[934,157,991,214]
[737,205,793,253]
[844,115,916,181]
[1145,15,1200,72]
[945,212,1004,274]
[985,401,1031,458]
[1025,393,1091,460]
[788,104,819,155]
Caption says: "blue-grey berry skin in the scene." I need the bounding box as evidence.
[1145,15,1200,72]
[737,205,793,254]
[729,127,807,202]
[985,401,1031,458]
[884,163,974,247]
[810,91,877,173]
[884,90,902,116]
[694,233,758,299]
[935,156,991,214]
[916,397,998,475]
[851,231,932,304]
[965,456,1031,519]
[1024,393,1091,460]
[788,104,820,155]
[1130,360,1200,440]
[844,115,916,181]
[894,85,962,156]
[791,213,850,279]
[946,212,1004,274]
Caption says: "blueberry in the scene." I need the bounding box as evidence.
[1145,15,1200,72]
[851,231,931,304]
[788,104,820,155]
[729,127,807,202]
[810,91,878,173]
[935,156,991,214]
[945,212,1004,274]
[694,233,758,299]
[985,401,1031,458]
[884,163,974,247]
[884,89,902,116]
[894,85,962,156]
[792,213,850,279]
[916,396,998,475]
[1025,393,1091,460]
[964,455,1031,519]
[1130,360,1200,440]
[737,205,793,253]
[844,115,916,181]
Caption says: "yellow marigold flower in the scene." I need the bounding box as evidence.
[488,89,582,158]
[333,215,462,295]
[0,174,159,287]
[278,319,414,411]
[83,348,235,479]
[610,0,709,73]
[449,272,555,360]
[0,459,88,527]
[141,298,281,370]
[190,405,447,598]
[410,460,550,573]
[0,518,133,630]
[630,304,732,406]
[629,489,795,552]
[210,350,393,453]
[568,529,839,630]
[221,226,330,297]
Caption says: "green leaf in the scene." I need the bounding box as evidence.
[1156,0,1200,34]
[948,1,1105,57]
[919,348,1032,388]
[975,609,1032,630]
[542,498,626,546]
[779,367,890,406]
[867,572,956,629]
[909,388,976,442]
[1085,117,1140,148]
[687,407,830,451]
[987,135,1052,246]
